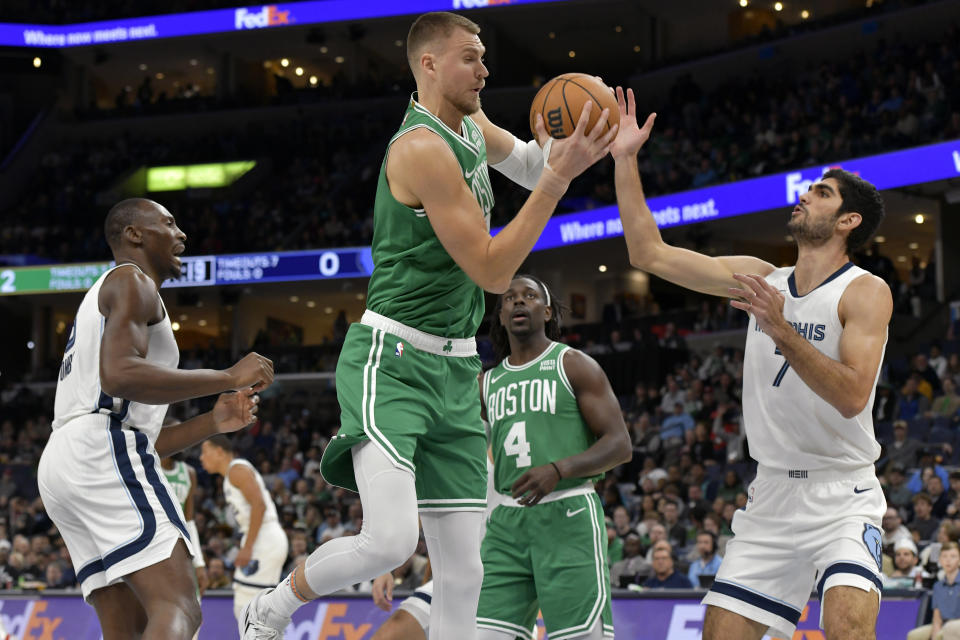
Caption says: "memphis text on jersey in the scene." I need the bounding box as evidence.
[754,320,827,342]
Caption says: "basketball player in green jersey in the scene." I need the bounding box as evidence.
[160,455,207,594]
[242,11,617,640]
[477,275,630,640]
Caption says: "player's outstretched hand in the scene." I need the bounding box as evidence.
[227,352,274,391]
[511,463,562,507]
[212,387,260,434]
[536,101,619,183]
[371,573,395,611]
[729,273,788,336]
[610,87,656,161]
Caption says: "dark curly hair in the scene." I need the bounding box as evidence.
[490,274,563,363]
[822,169,885,254]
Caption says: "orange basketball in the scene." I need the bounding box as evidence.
[529,73,620,140]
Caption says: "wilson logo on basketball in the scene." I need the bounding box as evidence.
[546,108,565,138]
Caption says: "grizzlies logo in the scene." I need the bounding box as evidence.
[862,523,883,572]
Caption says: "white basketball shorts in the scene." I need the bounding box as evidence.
[702,464,885,638]
[232,522,289,620]
[398,580,433,630]
[38,414,194,601]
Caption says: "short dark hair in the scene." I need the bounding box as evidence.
[206,434,233,453]
[406,12,480,73]
[104,198,154,249]
[821,169,884,254]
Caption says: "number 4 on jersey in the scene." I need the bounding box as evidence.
[504,421,532,468]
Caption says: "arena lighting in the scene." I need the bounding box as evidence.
[1,138,958,296]
[146,160,256,191]
[915,213,925,224]
[4,1,578,48]
[32,56,41,67]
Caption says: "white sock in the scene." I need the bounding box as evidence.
[421,510,484,640]
[259,572,306,620]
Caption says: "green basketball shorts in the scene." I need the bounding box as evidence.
[320,311,487,511]
[477,490,614,640]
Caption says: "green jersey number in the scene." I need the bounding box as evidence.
[504,421,532,468]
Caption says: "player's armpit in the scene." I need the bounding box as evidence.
[836,273,893,415]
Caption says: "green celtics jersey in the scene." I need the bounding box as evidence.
[162,460,191,510]
[483,342,600,494]
[365,94,494,339]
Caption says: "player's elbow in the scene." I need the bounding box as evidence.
[838,397,869,420]
[99,368,129,400]
[607,432,633,467]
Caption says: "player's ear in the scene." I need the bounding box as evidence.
[420,51,436,77]
[837,211,862,232]
[123,224,142,246]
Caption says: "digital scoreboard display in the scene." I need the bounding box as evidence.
[0,248,373,296]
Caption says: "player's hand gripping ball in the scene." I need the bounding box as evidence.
[529,73,620,139]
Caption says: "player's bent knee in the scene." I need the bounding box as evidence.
[365,525,419,572]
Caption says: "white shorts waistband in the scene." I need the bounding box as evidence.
[756,464,877,483]
[497,482,595,507]
[361,310,477,357]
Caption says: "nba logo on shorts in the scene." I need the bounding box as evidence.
[748,486,755,503]
[395,342,404,358]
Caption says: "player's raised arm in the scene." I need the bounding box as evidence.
[471,108,543,191]
[98,267,274,403]
[388,102,616,294]
[610,87,775,297]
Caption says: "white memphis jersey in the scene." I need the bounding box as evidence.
[52,264,179,443]
[223,458,279,534]
[742,263,883,470]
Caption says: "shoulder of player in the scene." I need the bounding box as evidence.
[98,266,160,317]
[187,463,197,483]
[390,127,458,170]
[839,272,893,322]
[560,347,605,391]
[227,459,257,485]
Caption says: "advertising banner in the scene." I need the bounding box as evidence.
[0,592,923,639]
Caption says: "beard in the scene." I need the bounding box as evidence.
[788,211,835,246]
[450,92,481,116]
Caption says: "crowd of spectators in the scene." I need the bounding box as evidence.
[2,20,959,265]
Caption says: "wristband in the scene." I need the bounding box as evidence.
[550,461,563,480]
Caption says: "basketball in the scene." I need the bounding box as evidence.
[529,73,620,140]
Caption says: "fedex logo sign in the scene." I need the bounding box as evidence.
[785,165,855,203]
[235,5,291,30]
